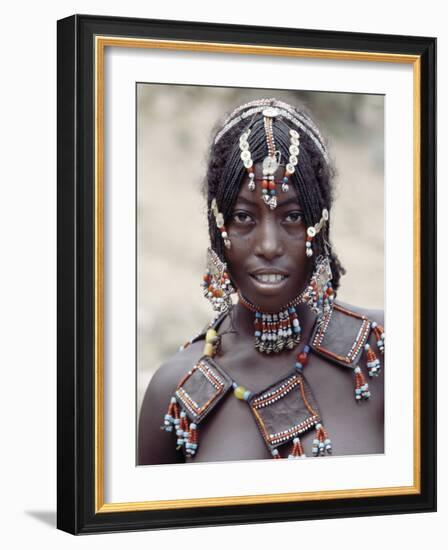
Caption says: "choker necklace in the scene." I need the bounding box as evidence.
[237,255,335,354]
[237,290,305,353]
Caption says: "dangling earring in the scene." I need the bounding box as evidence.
[201,248,235,313]
[300,255,334,319]
[305,208,329,257]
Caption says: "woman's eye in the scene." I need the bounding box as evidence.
[232,212,253,224]
[284,212,303,223]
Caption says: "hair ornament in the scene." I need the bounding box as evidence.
[211,198,231,250]
[239,129,255,190]
[215,98,329,164]
[306,208,329,257]
[236,105,305,210]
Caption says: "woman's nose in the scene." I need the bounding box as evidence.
[253,217,284,260]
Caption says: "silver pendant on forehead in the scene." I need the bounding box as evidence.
[262,155,278,176]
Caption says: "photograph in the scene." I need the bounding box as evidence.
[136,87,385,465]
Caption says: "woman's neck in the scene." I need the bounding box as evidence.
[229,299,318,340]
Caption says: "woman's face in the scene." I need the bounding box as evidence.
[224,164,311,312]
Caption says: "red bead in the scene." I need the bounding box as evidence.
[297,352,308,365]
[262,180,269,189]
[268,181,276,191]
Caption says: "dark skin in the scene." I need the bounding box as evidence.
[138,165,384,465]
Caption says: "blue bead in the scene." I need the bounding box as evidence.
[255,331,261,337]
[304,345,310,353]
[255,312,261,318]
[283,177,289,183]
[295,362,303,370]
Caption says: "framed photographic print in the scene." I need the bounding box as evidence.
[57,14,436,534]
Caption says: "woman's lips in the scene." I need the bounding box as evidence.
[249,273,290,293]
[252,273,287,283]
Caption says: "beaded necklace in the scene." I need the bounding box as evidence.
[162,303,384,461]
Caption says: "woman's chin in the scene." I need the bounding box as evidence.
[239,277,300,311]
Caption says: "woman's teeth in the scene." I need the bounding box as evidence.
[255,274,286,283]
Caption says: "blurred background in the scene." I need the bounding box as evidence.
[137,85,384,412]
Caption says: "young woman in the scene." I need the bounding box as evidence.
[138,98,384,465]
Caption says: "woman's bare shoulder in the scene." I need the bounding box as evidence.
[138,339,205,465]
[148,340,206,394]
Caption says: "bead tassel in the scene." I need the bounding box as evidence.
[354,365,371,400]
[161,397,180,433]
[364,343,381,377]
[371,322,385,354]
[185,423,198,456]
[288,437,306,459]
[312,423,332,456]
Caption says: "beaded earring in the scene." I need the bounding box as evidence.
[201,248,235,314]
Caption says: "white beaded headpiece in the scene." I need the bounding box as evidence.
[214,98,329,164]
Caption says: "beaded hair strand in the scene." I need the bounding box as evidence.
[203,99,345,292]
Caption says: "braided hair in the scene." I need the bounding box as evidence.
[203,99,345,292]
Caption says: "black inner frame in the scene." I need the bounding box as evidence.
[57,14,436,534]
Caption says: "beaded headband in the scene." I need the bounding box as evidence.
[214,98,329,164]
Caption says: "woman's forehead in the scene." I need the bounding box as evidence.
[235,180,302,208]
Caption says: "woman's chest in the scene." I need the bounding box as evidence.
[187,351,384,463]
